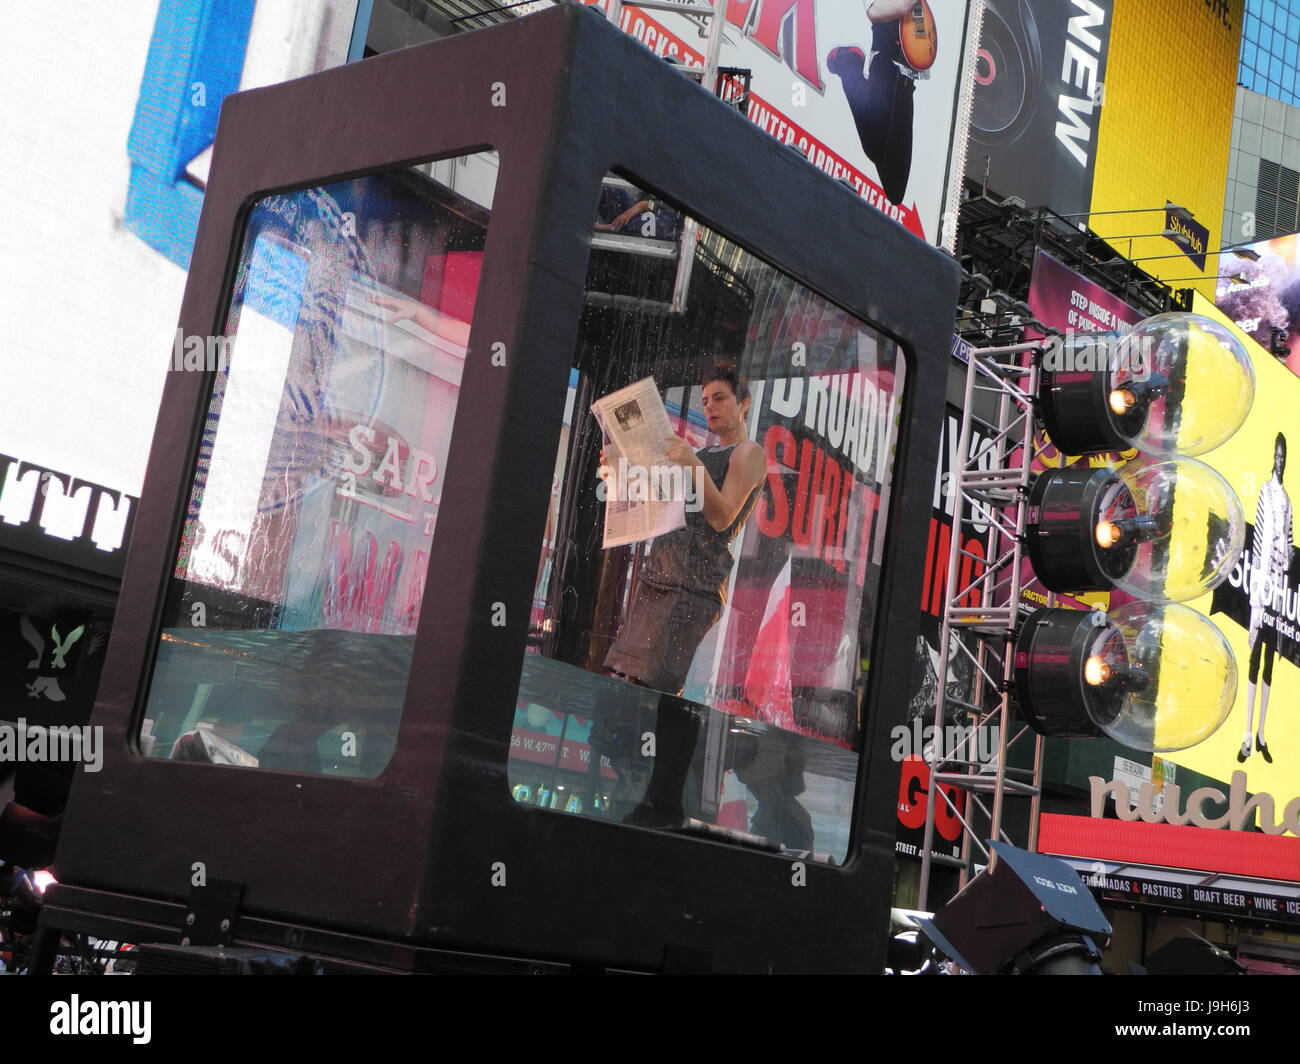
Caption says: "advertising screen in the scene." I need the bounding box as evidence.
[1027,248,1144,338]
[1177,294,1300,805]
[1039,296,1300,877]
[966,0,1116,217]
[581,0,979,244]
[1216,231,1300,381]
[0,2,356,498]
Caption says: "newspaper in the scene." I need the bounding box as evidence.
[592,377,688,548]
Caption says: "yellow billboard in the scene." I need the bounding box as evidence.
[1090,0,1243,298]
[1169,294,1300,799]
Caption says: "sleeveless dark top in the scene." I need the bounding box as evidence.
[638,443,763,605]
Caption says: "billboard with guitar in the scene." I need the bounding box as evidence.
[582,0,979,245]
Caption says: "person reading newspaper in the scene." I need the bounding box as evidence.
[598,364,766,696]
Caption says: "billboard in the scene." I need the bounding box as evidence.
[1216,232,1300,381]
[969,0,1240,293]
[1027,248,1143,337]
[895,403,995,862]
[0,2,356,498]
[582,0,979,244]
[1165,201,1210,271]
[1180,294,1300,804]
[1040,296,1300,876]
[966,0,1116,217]
[1086,0,1240,289]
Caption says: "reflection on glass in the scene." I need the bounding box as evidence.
[510,173,906,863]
[139,154,498,777]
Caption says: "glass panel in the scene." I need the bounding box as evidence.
[509,172,906,864]
[138,153,499,776]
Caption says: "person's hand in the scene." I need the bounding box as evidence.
[371,295,419,323]
[598,200,652,233]
[613,201,649,229]
[369,294,472,347]
[663,436,698,468]
[867,0,915,23]
[597,445,621,480]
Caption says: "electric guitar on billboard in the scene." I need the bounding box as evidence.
[898,0,938,72]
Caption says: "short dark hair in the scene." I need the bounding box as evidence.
[702,361,750,403]
[1276,432,1287,461]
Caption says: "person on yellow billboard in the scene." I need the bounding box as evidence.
[1240,432,1293,763]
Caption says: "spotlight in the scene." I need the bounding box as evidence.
[1025,466,1138,592]
[916,843,1111,975]
[1024,457,1244,602]
[1104,457,1244,602]
[1014,604,1237,752]
[1037,331,1141,455]
[1082,654,1148,692]
[1269,326,1289,359]
[1082,654,1109,686]
[1016,310,1251,758]
[1093,516,1159,551]
[1037,312,1255,457]
[1013,608,1113,738]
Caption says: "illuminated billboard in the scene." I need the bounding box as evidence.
[1216,231,1300,380]
[1086,0,1241,290]
[582,0,979,245]
[1038,295,1300,879]
[1181,295,1300,804]
[967,0,1117,218]
[0,2,356,497]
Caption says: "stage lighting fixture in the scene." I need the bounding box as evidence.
[1025,457,1244,601]
[1014,603,1237,751]
[916,843,1110,975]
[1037,312,1255,457]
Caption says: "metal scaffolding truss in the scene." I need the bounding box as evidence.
[954,188,1191,328]
[916,337,1057,911]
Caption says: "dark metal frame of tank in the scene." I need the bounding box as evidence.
[36,3,960,973]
